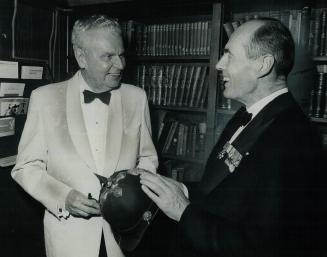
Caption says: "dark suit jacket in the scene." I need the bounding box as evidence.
[178,93,326,257]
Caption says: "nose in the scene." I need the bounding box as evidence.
[112,55,126,70]
[216,55,226,71]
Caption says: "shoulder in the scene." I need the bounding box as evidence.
[119,83,146,98]
[31,79,68,99]
[119,83,147,106]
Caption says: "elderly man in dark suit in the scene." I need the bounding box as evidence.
[140,18,326,257]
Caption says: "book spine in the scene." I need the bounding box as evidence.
[313,70,326,117]
[194,66,208,108]
[183,66,195,106]
[319,10,327,56]
[189,66,202,107]
[299,6,311,48]
[167,65,176,106]
[172,65,182,106]
[311,9,321,57]
[162,66,169,106]
[157,67,163,105]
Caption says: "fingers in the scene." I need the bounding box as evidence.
[140,172,169,196]
[141,184,160,204]
[65,189,101,218]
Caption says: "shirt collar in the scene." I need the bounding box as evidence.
[247,88,288,119]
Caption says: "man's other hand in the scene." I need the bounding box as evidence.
[65,189,101,218]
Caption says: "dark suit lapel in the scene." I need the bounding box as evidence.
[200,93,295,195]
[234,93,294,154]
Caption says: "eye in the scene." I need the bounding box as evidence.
[105,55,113,60]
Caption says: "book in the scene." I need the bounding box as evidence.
[318,9,327,56]
[182,123,189,156]
[183,65,195,106]
[199,76,209,108]
[188,66,202,107]
[150,65,157,105]
[157,66,163,105]
[166,65,176,105]
[157,117,175,152]
[162,65,170,106]
[299,6,311,48]
[171,65,182,106]
[194,66,208,108]
[176,122,185,156]
[165,121,180,155]
[178,66,189,106]
[163,120,179,154]
[310,9,320,56]
[312,67,326,118]
[203,21,209,55]
[198,122,207,158]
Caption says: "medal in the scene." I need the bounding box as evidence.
[217,141,244,173]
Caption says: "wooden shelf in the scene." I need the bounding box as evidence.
[311,117,327,124]
[151,105,207,113]
[312,56,327,62]
[161,154,204,164]
[127,55,210,62]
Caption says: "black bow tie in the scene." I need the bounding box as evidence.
[234,106,252,127]
[83,90,111,105]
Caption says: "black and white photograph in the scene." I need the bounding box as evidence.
[0,0,327,257]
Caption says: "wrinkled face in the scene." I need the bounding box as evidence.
[75,28,126,92]
[216,23,259,104]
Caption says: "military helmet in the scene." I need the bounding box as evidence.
[98,168,158,252]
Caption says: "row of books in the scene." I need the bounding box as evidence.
[157,118,207,159]
[309,65,327,119]
[223,7,327,57]
[135,64,209,108]
[121,20,211,56]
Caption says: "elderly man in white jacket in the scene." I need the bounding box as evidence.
[12,15,158,257]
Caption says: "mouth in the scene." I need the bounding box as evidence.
[222,76,230,88]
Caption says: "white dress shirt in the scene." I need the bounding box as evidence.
[79,72,109,175]
[229,88,288,143]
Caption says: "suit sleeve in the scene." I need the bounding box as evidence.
[136,90,158,173]
[11,90,72,219]
[179,204,252,257]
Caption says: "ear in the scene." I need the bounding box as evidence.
[257,54,274,78]
[73,46,87,69]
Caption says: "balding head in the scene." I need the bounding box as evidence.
[238,18,295,77]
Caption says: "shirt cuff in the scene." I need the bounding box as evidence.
[57,205,70,219]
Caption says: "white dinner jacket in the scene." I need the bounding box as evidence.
[12,71,158,257]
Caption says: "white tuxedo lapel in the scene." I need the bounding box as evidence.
[66,74,97,171]
[103,89,123,176]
